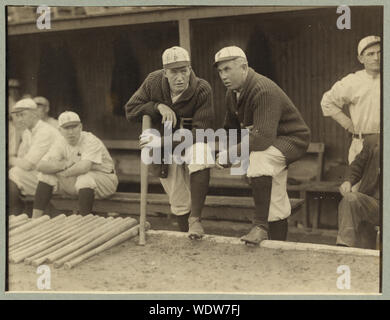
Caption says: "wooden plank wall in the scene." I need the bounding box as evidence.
[191,6,382,166]
[7,6,382,167]
[8,21,179,140]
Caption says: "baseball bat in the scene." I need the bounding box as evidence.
[53,217,138,267]
[46,217,123,263]
[9,214,28,224]
[9,215,50,237]
[9,214,92,254]
[10,215,105,263]
[139,114,152,245]
[27,216,110,266]
[9,214,82,252]
[9,219,30,230]
[64,222,151,269]
[9,214,66,246]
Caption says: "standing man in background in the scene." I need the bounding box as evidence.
[321,35,380,164]
[33,96,59,128]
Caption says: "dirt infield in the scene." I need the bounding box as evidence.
[8,232,380,294]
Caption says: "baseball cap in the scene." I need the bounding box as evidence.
[358,35,380,56]
[11,98,37,113]
[8,79,20,88]
[162,46,190,69]
[33,96,50,107]
[58,111,81,128]
[214,46,247,67]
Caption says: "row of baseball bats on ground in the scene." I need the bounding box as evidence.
[8,213,150,269]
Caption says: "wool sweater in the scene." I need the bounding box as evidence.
[124,69,214,133]
[224,68,311,164]
[347,134,380,199]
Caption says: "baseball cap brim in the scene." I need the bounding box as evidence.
[359,40,380,55]
[60,121,81,128]
[213,56,243,67]
[11,107,34,114]
[163,61,190,69]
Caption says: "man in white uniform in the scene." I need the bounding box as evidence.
[33,96,59,128]
[8,98,61,215]
[321,35,380,164]
[32,111,118,218]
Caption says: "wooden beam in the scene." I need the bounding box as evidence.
[8,6,322,36]
[178,18,191,54]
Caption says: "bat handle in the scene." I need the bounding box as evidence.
[139,115,152,245]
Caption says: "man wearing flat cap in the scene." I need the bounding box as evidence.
[214,46,311,245]
[8,98,61,215]
[33,96,58,128]
[321,35,381,164]
[32,111,118,218]
[125,46,215,238]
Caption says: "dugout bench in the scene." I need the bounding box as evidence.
[102,140,341,229]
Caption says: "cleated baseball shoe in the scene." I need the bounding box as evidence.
[188,217,204,240]
[240,226,268,245]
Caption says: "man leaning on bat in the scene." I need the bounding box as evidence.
[124,46,215,239]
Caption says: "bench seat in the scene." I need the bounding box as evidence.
[22,192,304,223]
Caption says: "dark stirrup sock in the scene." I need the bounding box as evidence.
[189,169,210,219]
[269,218,288,241]
[33,182,54,211]
[250,175,273,230]
[176,212,190,232]
[78,188,95,215]
[8,180,24,215]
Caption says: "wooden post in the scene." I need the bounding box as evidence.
[179,18,191,55]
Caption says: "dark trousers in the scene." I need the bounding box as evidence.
[337,192,379,247]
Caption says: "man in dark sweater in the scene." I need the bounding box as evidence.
[337,134,380,248]
[214,46,311,245]
[125,46,215,238]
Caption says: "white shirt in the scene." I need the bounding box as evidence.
[17,120,61,166]
[321,69,380,134]
[43,131,115,174]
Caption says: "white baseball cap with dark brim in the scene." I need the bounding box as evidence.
[358,35,381,56]
[162,46,191,69]
[11,98,37,113]
[214,46,247,67]
[58,111,81,128]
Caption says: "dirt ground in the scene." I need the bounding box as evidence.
[7,232,380,294]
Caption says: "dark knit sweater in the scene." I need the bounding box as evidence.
[224,68,311,164]
[347,134,380,199]
[124,69,214,133]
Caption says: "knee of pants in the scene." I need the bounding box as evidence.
[342,192,359,203]
[75,173,97,191]
[9,166,25,184]
[38,172,59,187]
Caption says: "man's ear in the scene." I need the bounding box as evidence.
[163,69,167,78]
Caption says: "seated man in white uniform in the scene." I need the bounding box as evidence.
[32,111,118,218]
[8,98,61,215]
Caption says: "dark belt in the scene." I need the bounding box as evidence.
[352,133,378,139]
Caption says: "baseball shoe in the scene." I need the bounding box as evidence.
[188,217,204,240]
[240,226,268,245]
